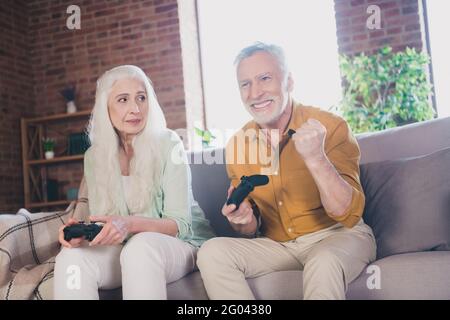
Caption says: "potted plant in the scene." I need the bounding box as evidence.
[194,127,216,148]
[60,86,77,113]
[338,46,435,134]
[43,137,55,159]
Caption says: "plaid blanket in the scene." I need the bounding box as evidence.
[0,203,73,299]
[0,180,90,300]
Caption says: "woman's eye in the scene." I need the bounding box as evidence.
[240,82,249,88]
[262,76,271,81]
[118,97,127,103]
[137,95,146,101]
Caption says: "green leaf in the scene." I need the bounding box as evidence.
[194,127,204,137]
[338,46,434,134]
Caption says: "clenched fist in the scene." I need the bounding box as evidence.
[291,118,327,162]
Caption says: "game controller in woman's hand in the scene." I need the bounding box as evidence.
[63,222,103,242]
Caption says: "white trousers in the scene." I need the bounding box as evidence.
[54,232,197,300]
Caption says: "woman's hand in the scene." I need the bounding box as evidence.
[89,215,132,246]
[58,218,85,249]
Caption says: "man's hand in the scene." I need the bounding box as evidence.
[222,185,255,226]
[89,215,132,246]
[292,118,327,163]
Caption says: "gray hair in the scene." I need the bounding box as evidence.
[234,42,289,78]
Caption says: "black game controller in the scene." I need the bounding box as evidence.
[63,222,103,242]
[287,129,296,138]
[226,175,269,208]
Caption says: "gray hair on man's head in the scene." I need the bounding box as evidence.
[234,42,289,78]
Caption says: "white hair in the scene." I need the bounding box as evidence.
[234,42,290,85]
[86,65,167,216]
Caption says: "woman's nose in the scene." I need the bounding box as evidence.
[130,102,140,113]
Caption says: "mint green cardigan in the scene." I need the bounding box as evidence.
[83,129,215,247]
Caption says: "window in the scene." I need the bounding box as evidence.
[425,0,450,118]
[197,0,341,144]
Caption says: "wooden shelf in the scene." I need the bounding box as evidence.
[24,109,91,124]
[28,200,73,209]
[21,109,92,210]
[28,154,84,166]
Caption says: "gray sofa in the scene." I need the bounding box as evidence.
[160,115,450,300]
[2,116,449,300]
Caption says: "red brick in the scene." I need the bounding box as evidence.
[352,33,368,41]
[155,3,177,14]
[350,0,365,6]
[405,23,420,32]
[387,27,402,35]
[402,6,418,15]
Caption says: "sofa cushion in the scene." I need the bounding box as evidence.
[360,147,450,259]
[347,251,450,300]
[356,116,450,164]
[189,149,238,237]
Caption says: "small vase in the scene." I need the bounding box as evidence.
[45,151,55,159]
[66,101,77,114]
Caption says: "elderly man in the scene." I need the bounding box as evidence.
[197,42,376,300]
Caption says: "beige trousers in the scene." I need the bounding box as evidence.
[197,219,376,300]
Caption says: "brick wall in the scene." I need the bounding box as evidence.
[1,0,191,212]
[0,0,34,212]
[29,0,186,127]
[334,0,425,55]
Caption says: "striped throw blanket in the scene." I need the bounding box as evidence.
[0,203,76,300]
[0,178,90,300]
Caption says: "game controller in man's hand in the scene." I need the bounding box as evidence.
[226,175,269,208]
[287,129,296,138]
[63,222,103,242]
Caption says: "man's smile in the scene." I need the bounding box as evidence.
[251,99,274,110]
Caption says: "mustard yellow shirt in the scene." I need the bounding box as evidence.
[225,101,365,242]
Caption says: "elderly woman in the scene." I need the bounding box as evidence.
[53,65,215,300]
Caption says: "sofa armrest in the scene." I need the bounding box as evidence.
[0,202,76,274]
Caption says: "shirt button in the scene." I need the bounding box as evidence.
[288,227,293,233]
[274,171,278,175]
[278,201,283,206]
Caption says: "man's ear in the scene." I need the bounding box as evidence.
[287,73,294,92]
